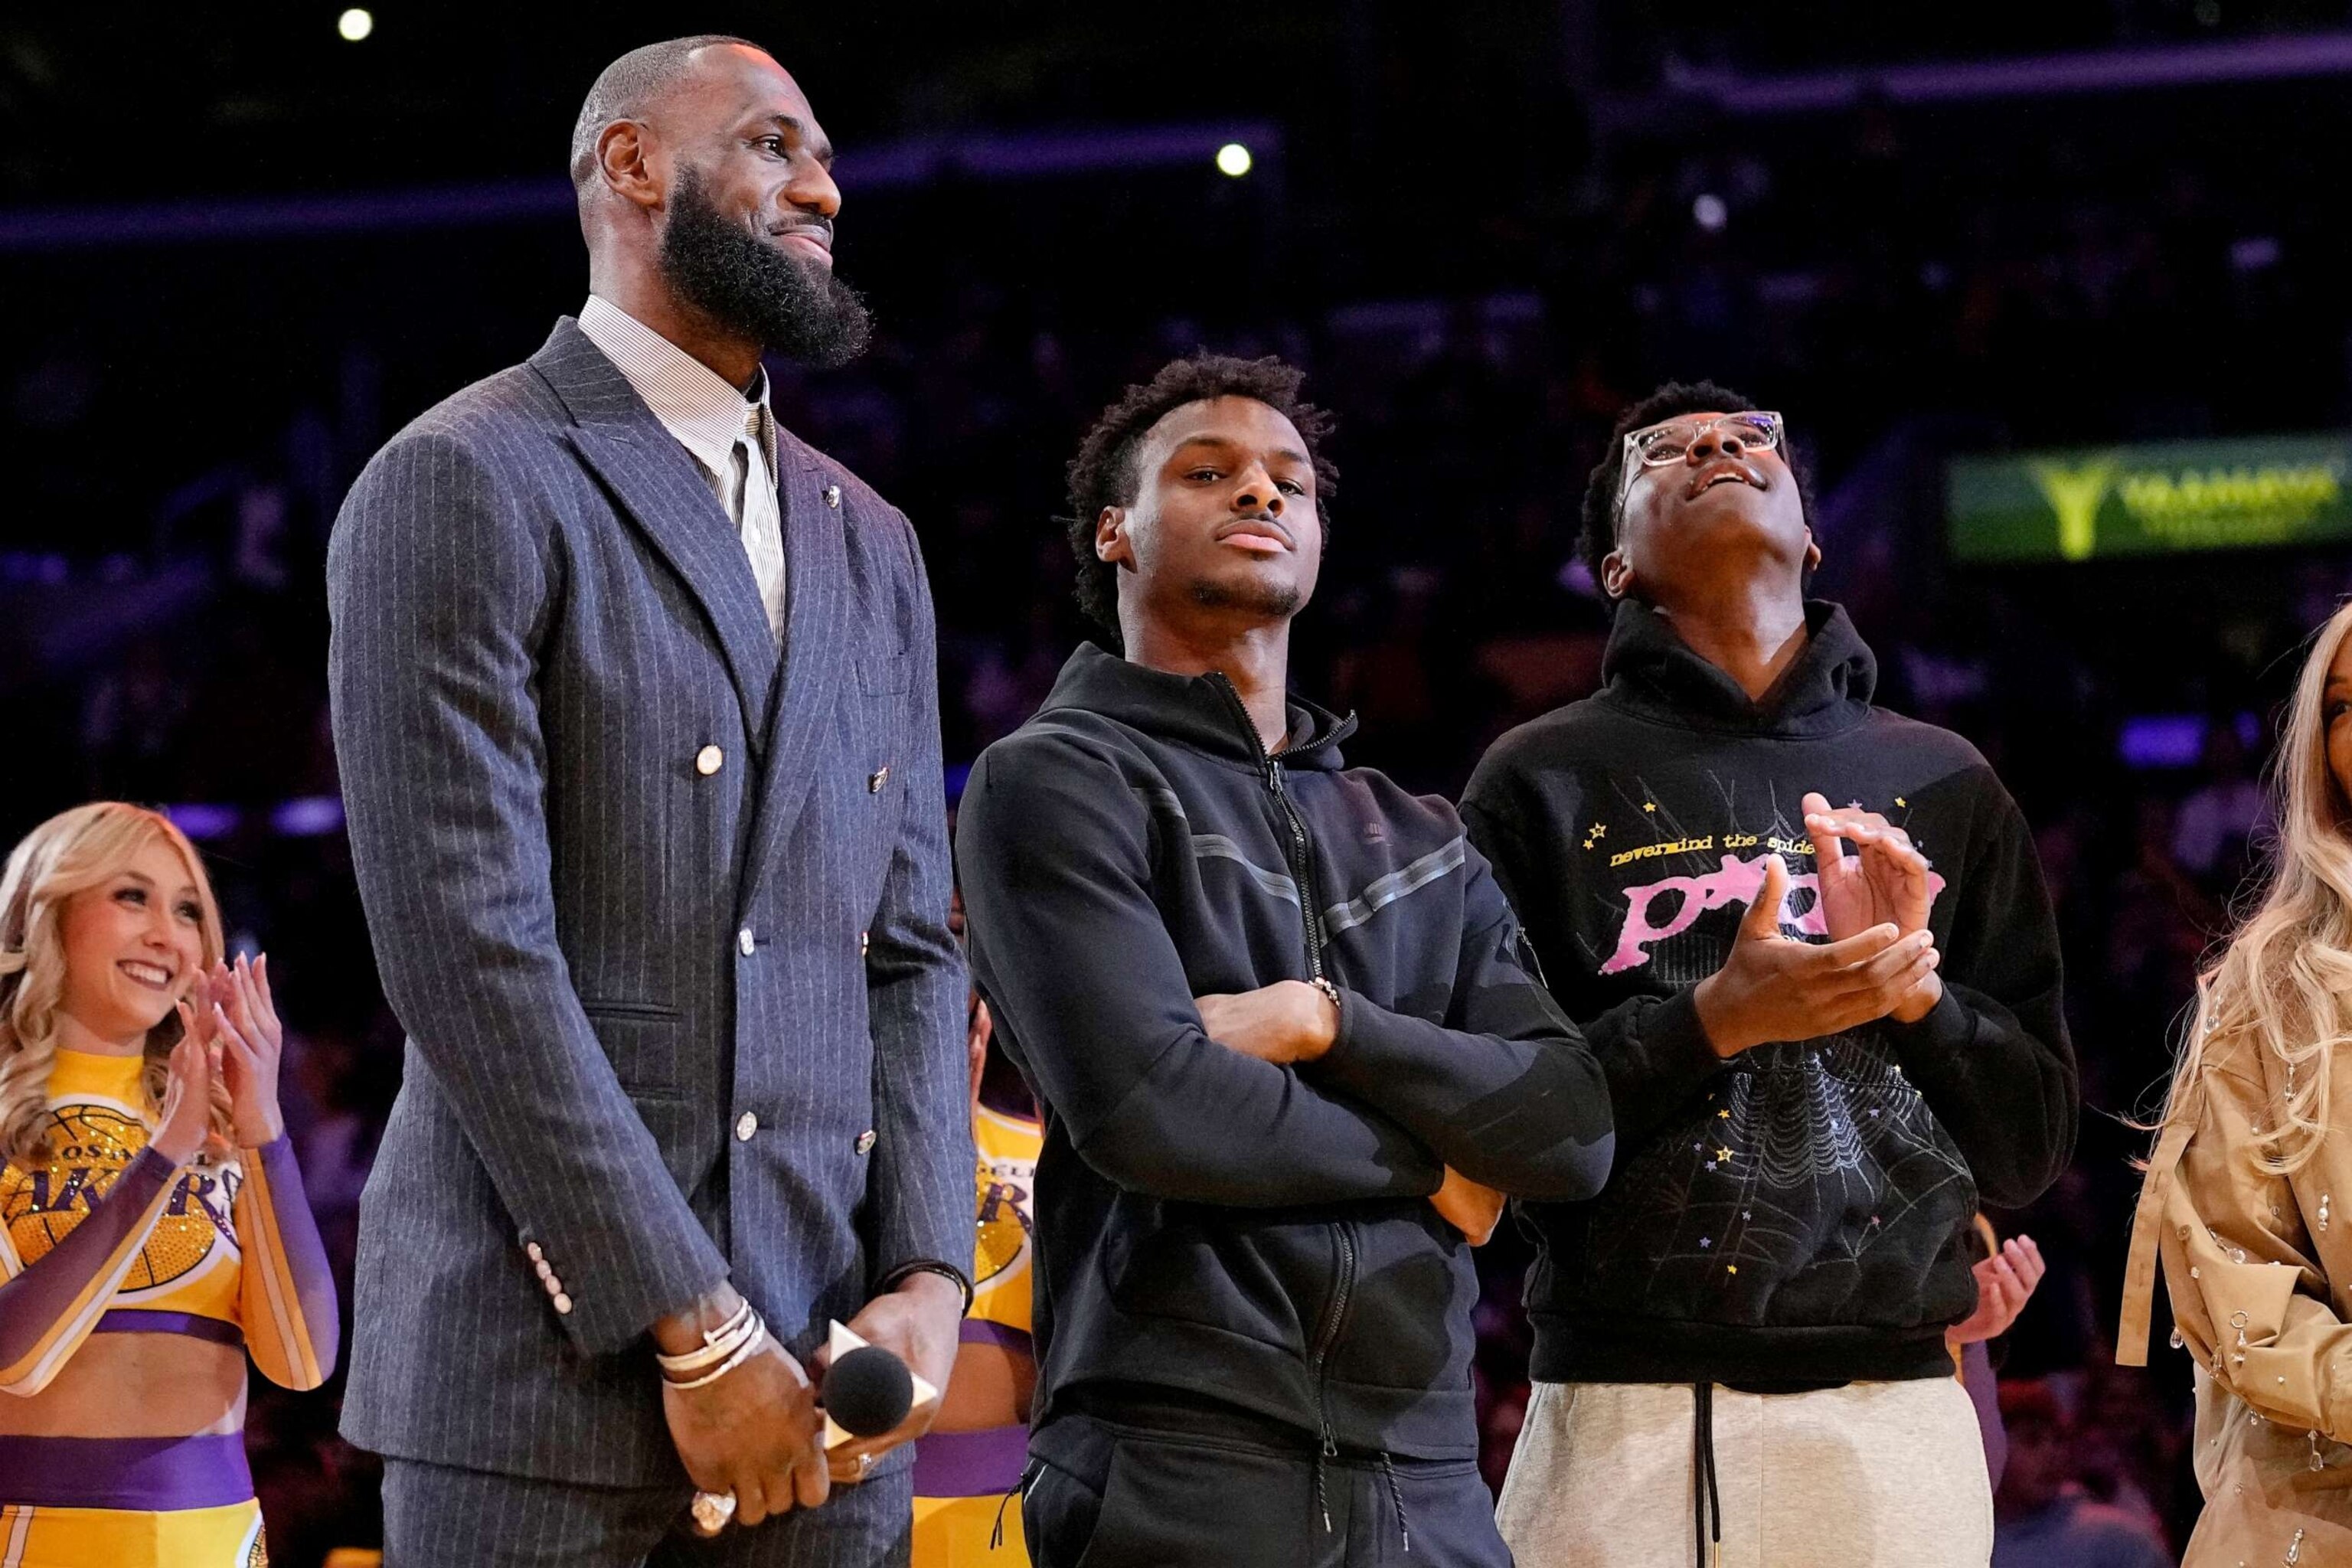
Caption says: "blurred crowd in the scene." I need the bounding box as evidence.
[8,38,2352,1564]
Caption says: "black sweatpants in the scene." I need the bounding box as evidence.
[1024,1413,1511,1568]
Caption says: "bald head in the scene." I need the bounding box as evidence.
[570,34,763,194]
[567,36,865,377]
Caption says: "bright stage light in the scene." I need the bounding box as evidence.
[338,8,375,41]
[1216,142,1253,178]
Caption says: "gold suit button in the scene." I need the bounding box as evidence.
[696,744,724,776]
[736,1112,759,1142]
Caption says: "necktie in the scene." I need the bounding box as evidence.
[737,401,788,643]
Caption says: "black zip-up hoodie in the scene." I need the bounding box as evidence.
[957,644,1614,1462]
[1461,599,2076,1388]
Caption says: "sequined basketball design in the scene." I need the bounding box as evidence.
[0,1100,225,1289]
[972,1158,1031,1289]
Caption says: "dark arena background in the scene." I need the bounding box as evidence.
[8,5,2352,1562]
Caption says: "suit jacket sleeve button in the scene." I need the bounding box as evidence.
[525,1242,544,1262]
[736,1112,759,1142]
[854,1130,877,1155]
[695,744,724,776]
[552,1292,573,1315]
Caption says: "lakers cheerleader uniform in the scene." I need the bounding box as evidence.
[910,1101,1042,1566]
[0,1047,339,1566]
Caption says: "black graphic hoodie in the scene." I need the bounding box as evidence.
[1460,599,2076,1388]
[957,644,1614,1461]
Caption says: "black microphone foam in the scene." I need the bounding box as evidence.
[823,1344,914,1438]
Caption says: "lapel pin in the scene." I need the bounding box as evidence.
[823,483,842,508]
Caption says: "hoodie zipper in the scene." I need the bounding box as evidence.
[1204,673,1329,978]
[1310,1221,1357,1470]
[1204,671,1353,1479]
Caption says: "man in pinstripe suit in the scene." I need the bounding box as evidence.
[325,36,972,1566]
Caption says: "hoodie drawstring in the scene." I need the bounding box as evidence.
[1691,1383,1722,1568]
[992,1458,1039,1551]
[1377,1452,1413,1555]
[1315,1446,1417,1554]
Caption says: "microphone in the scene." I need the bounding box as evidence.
[689,1321,938,1537]
[822,1343,915,1439]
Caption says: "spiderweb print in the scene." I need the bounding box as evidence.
[1568,772,1975,1327]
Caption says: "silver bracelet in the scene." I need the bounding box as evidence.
[655,1302,762,1377]
[666,1323,767,1390]
[655,1314,757,1376]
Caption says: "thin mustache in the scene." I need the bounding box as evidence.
[1687,458,1763,495]
[1220,514,1294,547]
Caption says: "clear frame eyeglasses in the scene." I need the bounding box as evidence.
[1615,410,1786,516]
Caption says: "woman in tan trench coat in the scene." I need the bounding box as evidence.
[2122,598,2352,1565]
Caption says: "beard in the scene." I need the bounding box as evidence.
[1190,572,1303,620]
[658,165,873,370]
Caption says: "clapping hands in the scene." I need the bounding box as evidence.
[177,952,286,1148]
[1802,792,1942,1024]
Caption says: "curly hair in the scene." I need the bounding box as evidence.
[0,802,231,1166]
[1063,353,1340,637]
[1577,379,1815,593]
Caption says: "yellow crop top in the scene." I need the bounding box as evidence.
[1,1049,242,1322]
[0,1047,335,1396]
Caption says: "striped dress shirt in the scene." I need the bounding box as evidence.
[577,294,788,641]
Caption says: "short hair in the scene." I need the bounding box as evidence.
[1576,378,1815,592]
[1062,354,1340,635]
[570,34,763,193]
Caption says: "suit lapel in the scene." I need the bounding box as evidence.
[531,320,779,750]
[740,437,849,905]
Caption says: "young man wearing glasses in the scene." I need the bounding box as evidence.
[1460,381,2077,1566]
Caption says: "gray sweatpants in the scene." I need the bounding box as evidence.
[1496,1377,1993,1568]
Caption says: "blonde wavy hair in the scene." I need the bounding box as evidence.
[2164,600,2352,1174]
[0,802,231,1166]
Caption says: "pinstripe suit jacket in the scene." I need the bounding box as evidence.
[325,318,973,1485]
